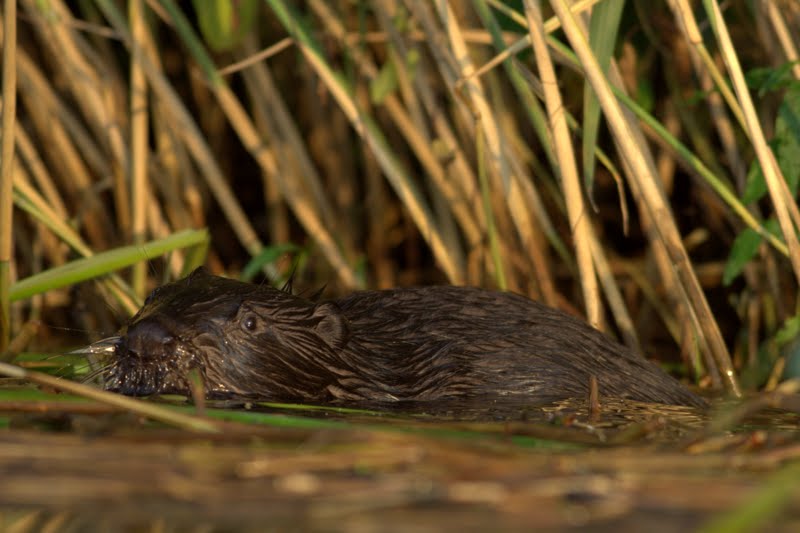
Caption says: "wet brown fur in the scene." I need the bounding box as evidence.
[101,268,706,407]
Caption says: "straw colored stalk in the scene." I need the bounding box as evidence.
[428,0,525,287]
[129,0,149,297]
[0,361,220,432]
[155,0,362,288]
[235,43,341,245]
[666,0,746,132]
[523,0,601,328]
[370,0,474,268]
[93,1,280,278]
[477,1,784,263]
[470,0,603,85]
[702,0,800,283]
[406,0,549,291]
[308,0,483,271]
[0,0,17,351]
[550,0,739,395]
[309,0,478,259]
[15,47,113,248]
[133,7,221,278]
[607,66,719,386]
[268,0,463,284]
[22,0,131,234]
[762,0,800,80]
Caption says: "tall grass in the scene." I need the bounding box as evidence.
[3,1,800,395]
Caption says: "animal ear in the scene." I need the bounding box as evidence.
[312,302,349,350]
[187,266,211,281]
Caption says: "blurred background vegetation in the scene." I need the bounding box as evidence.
[2,0,800,397]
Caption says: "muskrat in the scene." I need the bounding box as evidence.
[90,267,705,407]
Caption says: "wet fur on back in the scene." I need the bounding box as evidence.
[101,268,705,407]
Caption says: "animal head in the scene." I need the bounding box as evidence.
[102,267,350,400]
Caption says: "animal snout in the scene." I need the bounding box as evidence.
[120,318,178,358]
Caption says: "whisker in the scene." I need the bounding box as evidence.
[52,360,88,379]
[80,362,114,385]
[69,336,121,356]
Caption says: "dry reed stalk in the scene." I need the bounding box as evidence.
[668,0,747,131]
[604,31,721,387]
[472,0,580,301]
[586,241,641,352]
[24,0,131,232]
[133,6,202,276]
[550,0,739,394]
[371,1,466,277]
[216,81,361,285]
[702,0,800,284]
[308,0,478,267]
[762,0,800,79]
[524,0,601,327]
[0,0,16,351]
[614,30,722,387]
[430,0,531,287]
[15,49,112,248]
[470,0,603,85]
[13,125,68,221]
[237,54,290,247]
[564,19,708,376]
[0,360,220,432]
[237,43,341,243]
[270,0,464,284]
[95,1,266,262]
[406,0,554,293]
[129,0,149,297]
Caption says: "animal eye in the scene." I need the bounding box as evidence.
[241,314,259,332]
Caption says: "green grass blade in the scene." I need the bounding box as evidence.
[10,229,209,302]
[582,0,625,192]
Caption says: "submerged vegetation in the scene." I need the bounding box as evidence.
[0,0,799,529]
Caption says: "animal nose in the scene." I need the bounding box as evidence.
[121,319,177,358]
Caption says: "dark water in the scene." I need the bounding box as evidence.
[192,392,800,450]
[182,394,714,447]
[3,373,800,532]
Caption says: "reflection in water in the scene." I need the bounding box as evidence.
[311,394,705,422]
[232,394,799,446]
[224,395,713,445]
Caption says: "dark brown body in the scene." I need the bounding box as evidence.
[99,268,705,407]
